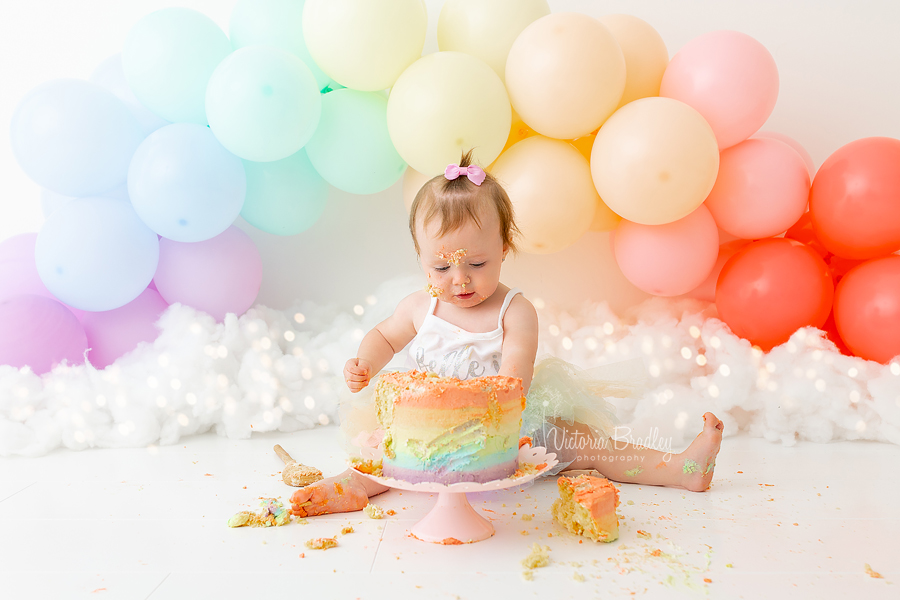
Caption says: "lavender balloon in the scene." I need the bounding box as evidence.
[81,287,169,369]
[0,295,88,374]
[154,226,262,321]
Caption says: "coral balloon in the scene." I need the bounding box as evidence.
[0,295,88,374]
[206,46,321,162]
[716,238,834,350]
[753,131,816,180]
[437,0,550,83]
[834,256,900,363]
[597,14,669,109]
[809,137,900,260]
[489,136,596,254]
[81,288,169,369]
[387,52,511,176]
[302,0,426,91]
[687,239,751,303]
[122,8,232,125]
[705,138,810,239]
[785,212,830,260]
[614,205,719,296]
[661,30,778,150]
[591,97,719,225]
[506,13,625,139]
[154,227,262,322]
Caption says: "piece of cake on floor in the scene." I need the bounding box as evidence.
[551,475,620,542]
[375,370,526,484]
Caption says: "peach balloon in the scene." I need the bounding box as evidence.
[834,256,900,363]
[591,97,719,225]
[437,0,550,84]
[613,204,719,297]
[687,239,750,302]
[753,131,816,180]
[502,108,538,153]
[705,138,810,239]
[505,13,625,140]
[661,30,778,150]
[490,136,597,254]
[597,14,669,109]
[402,166,431,212]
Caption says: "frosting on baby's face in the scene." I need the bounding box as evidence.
[436,248,467,266]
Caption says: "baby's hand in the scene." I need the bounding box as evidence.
[343,358,372,393]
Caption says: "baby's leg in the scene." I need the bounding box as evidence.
[290,468,389,516]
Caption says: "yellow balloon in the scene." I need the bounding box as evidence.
[387,51,511,176]
[591,97,719,225]
[505,13,625,140]
[491,136,597,254]
[437,0,550,84]
[503,108,538,153]
[302,0,426,91]
[598,15,669,109]
[402,166,431,212]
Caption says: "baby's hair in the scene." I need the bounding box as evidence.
[409,149,520,255]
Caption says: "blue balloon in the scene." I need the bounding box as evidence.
[128,123,247,242]
[35,197,160,312]
[90,54,170,137]
[10,79,145,197]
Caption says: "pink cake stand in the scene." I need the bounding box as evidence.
[351,444,557,544]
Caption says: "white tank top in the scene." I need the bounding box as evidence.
[405,288,522,380]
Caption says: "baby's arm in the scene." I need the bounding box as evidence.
[498,295,539,394]
[343,292,425,392]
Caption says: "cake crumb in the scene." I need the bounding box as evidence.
[521,570,534,581]
[522,543,551,569]
[386,509,396,516]
[521,530,529,535]
[341,525,354,535]
[364,503,385,519]
[521,514,532,521]
[636,530,651,539]
[573,572,585,582]
[864,563,884,579]
[305,537,338,550]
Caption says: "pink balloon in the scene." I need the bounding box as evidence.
[154,226,262,321]
[0,294,88,374]
[753,131,816,180]
[0,233,86,320]
[661,30,778,150]
[704,138,810,239]
[687,239,751,302]
[614,205,719,296]
[81,287,169,369]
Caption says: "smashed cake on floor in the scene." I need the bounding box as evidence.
[551,475,619,542]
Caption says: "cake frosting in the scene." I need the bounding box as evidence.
[551,475,620,542]
[374,370,526,484]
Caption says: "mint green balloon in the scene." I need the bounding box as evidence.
[229,0,337,93]
[206,45,321,162]
[122,8,232,125]
[305,89,407,195]
[241,150,329,236]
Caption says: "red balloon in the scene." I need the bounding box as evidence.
[809,137,900,260]
[785,211,830,260]
[716,238,834,350]
[834,256,900,363]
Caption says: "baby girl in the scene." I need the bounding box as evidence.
[290,151,723,517]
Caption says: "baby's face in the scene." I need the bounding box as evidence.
[416,209,508,309]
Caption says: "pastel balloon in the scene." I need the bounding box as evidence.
[489,136,596,254]
[570,133,621,233]
[0,295,87,375]
[90,54,169,136]
[809,137,900,260]
[122,7,232,124]
[387,51,511,176]
[597,14,669,109]
[502,109,538,154]
[402,166,432,213]
[785,212,830,260]
[303,0,426,91]
[229,0,336,92]
[687,239,750,303]
[614,205,719,296]
[81,287,169,369]
[591,97,720,225]
[716,238,834,350]
[206,46,321,162]
[154,227,262,322]
[506,13,625,139]
[437,0,550,83]
[705,138,810,239]
[834,256,900,363]
[305,89,406,194]
[35,197,160,312]
[128,123,247,242]
[10,79,144,197]
[753,131,816,180]
[660,30,779,150]
[241,150,329,236]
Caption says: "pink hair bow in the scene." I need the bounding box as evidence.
[444,163,486,186]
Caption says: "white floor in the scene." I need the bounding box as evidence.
[0,427,897,600]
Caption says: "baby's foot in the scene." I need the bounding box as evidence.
[676,412,724,492]
[290,469,370,516]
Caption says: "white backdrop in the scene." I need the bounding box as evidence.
[2,0,899,314]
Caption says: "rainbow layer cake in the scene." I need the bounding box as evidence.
[551,475,620,542]
[374,370,526,484]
